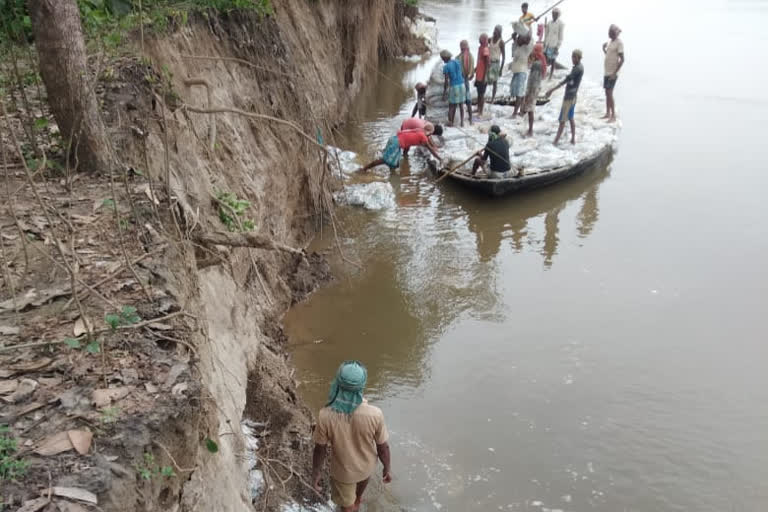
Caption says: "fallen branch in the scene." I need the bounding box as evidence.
[61,245,165,311]
[192,231,304,256]
[153,440,197,473]
[27,241,118,309]
[1,121,29,272]
[180,54,296,79]
[146,330,199,360]
[108,166,153,303]
[182,105,329,155]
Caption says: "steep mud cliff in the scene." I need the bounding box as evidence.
[0,1,426,511]
[126,2,423,510]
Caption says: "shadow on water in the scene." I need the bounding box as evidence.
[434,158,611,268]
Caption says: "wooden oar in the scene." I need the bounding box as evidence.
[435,152,479,183]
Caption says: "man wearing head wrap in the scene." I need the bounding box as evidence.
[488,25,506,104]
[472,125,511,179]
[312,361,391,511]
[543,8,565,80]
[521,43,547,137]
[411,82,428,119]
[474,34,491,118]
[602,24,625,123]
[545,49,584,145]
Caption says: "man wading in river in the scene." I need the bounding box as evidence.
[312,361,392,512]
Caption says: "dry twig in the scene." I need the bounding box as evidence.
[152,440,197,473]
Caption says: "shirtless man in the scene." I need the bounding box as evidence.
[488,25,506,104]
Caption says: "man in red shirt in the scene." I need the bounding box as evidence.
[357,124,443,172]
[475,33,491,117]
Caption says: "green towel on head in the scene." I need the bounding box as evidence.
[327,360,367,415]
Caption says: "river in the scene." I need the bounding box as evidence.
[283,0,768,510]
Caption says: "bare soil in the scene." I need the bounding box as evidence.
[1,1,429,511]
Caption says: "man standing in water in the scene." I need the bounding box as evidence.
[543,7,564,80]
[488,25,506,105]
[441,49,466,127]
[312,361,392,512]
[602,24,625,122]
[545,49,584,145]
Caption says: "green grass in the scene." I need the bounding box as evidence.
[0,425,27,481]
[1,0,274,50]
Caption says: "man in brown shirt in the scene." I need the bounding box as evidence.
[311,361,391,511]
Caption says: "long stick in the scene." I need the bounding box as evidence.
[505,0,568,43]
[537,0,568,21]
[435,153,478,183]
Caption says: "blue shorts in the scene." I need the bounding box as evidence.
[544,46,558,62]
[559,97,577,122]
[381,135,402,169]
[510,72,528,97]
[604,75,619,90]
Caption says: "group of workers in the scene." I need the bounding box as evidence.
[357,2,625,180]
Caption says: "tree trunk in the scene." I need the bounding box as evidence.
[28,0,112,173]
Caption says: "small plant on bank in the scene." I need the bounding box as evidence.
[216,191,255,232]
[64,336,103,354]
[136,452,175,481]
[105,305,141,330]
[0,425,27,481]
[100,407,120,424]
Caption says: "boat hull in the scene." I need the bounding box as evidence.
[431,145,614,197]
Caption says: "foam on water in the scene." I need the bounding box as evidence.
[425,61,620,174]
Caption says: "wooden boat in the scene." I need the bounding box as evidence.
[490,96,551,107]
[429,145,613,197]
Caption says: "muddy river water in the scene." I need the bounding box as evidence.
[284,0,768,510]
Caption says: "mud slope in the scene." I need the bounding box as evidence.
[104,2,420,511]
[0,2,423,512]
